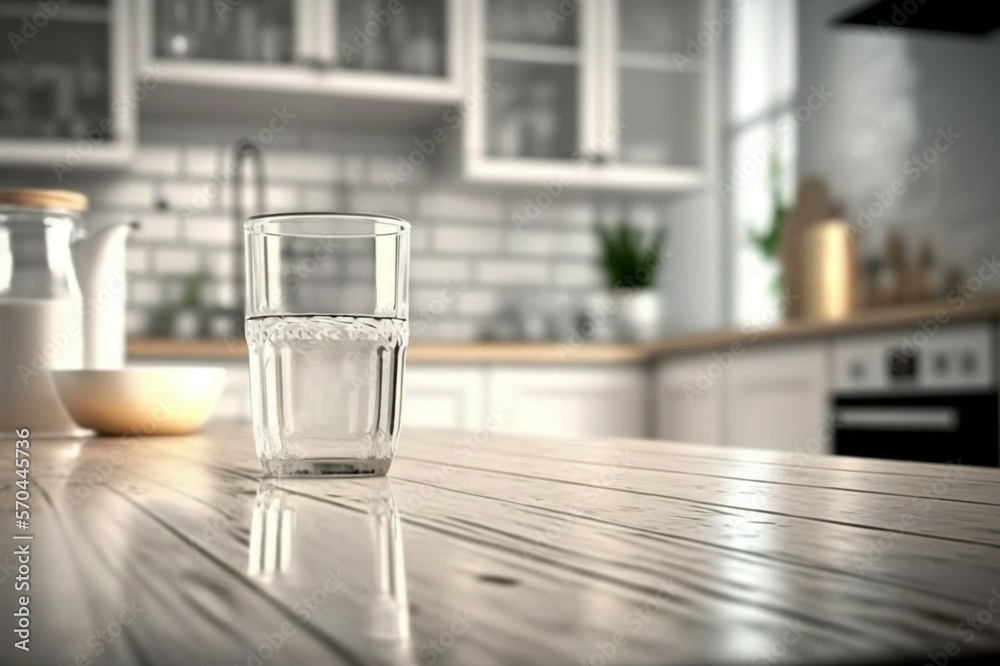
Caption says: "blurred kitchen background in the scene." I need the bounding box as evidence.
[2,0,1000,463]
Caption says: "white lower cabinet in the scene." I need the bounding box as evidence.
[192,340,831,449]
[654,353,726,445]
[486,366,649,439]
[726,342,831,453]
[403,366,486,430]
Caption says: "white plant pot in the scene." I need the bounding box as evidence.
[173,310,201,339]
[618,290,661,341]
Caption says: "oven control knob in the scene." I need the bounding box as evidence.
[934,353,949,375]
[961,352,978,374]
[850,361,866,380]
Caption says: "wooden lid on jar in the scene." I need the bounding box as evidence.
[0,188,88,212]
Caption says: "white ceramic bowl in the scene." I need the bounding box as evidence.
[52,367,227,436]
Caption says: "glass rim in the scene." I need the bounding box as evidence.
[244,212,411,238]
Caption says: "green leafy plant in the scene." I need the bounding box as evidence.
[748,155,789,262]
[180,272,208,310]
[595,220,667,290]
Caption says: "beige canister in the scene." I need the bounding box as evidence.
[800,219,857,320]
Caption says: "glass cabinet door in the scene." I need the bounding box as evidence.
[153,0,296,64]
[614,0,704,168]
[0,0,114,141]
[482,0,583,161]
[335,0,449,78]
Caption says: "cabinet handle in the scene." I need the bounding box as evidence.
[834,407,958,431]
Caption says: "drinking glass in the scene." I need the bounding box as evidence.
[244,213,410,476]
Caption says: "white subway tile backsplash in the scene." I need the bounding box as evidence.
[132,145,181,176]
[349,189,413,218]
[432,226,503,253]
[183,146,222,178]
[413,319,479,342]
[368,155,429,187]
[268,153,340,183]
[160,181,220,213]
[185,215,235,246]
[154,248,200,274]
[6,120,666,343]
[126,247,148,273]
[419,189,506,221]
[88,179,156,210]
[300,186,340,210]
[208,280,237,309]
[456,288,499,315]
[477,260,548,285]
[239,185,299,213]
[509,229,597,257]
[126,310,148,336]
[133,212,180,242]
[553,262,603,288]
[129,279,161,306]
[205,250,236,281]
[409,223,431,252]
[411,257,471,283]
[342,155,368,184]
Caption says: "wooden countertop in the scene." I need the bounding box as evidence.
[128,292,1000,365]
[5,425,1000,665]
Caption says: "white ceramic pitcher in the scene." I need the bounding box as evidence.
[0,189,136,436]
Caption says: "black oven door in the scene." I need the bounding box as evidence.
[833,392,999,467]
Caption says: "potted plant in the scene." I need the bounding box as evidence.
[595,220,667,341]
[748,155,790,296]
[172,272,208,339]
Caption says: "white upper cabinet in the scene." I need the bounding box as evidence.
[463,0,715,190]
[138,0,465,109]
[0,0,135,166]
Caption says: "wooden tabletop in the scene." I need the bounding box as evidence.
[3,426,1000,666]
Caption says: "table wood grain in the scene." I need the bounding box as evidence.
[2,426,1000,666]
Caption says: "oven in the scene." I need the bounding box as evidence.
[832,323,999,467]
